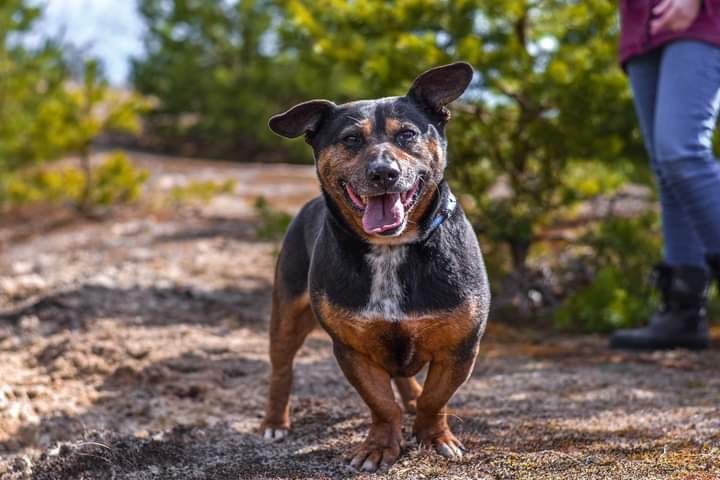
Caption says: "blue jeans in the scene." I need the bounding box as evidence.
[627,40,720,268]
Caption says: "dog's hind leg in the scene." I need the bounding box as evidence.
[393,376,422,414]
[262,290,316,440]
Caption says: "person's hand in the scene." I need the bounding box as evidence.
[650,0,702,35]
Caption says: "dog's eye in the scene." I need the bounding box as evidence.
[396,129,418,144]
[342,134,362,147]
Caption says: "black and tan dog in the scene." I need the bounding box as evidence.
[261,62,490,472]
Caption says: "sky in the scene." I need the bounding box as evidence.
[34,0,145,85]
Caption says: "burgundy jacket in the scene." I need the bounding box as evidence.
[619,0,720,65]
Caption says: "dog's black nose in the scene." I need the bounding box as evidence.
[367,159,400,187]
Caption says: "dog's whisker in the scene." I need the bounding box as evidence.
[345,115,364,126]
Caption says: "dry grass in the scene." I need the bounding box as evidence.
[0,154,718,479]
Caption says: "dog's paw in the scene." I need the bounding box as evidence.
[348,423,402,472]
[262,426,289,441]
[349,444,400,473]
[418,430,465,460]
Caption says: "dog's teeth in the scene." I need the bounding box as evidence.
[361,196,367,205]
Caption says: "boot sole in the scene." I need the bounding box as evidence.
[609,336,710,351]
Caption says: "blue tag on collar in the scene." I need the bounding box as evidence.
[428,191,456,233]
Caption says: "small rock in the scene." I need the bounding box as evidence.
[90,274,115,288]
[6,401,39,425]
[11,261,33,275]
[0,384,15,409]
[126,345,150,360]
[18,315,39,333]
[11,274,46,295]
[166,353,207,373]
[202,345,229,355]
[11,456,32,474]
[0,277,17,297]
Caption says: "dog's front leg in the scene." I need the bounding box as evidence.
[334,345,403,472]
[413,353,477,459]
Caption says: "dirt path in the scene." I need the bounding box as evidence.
[0,153,718,479]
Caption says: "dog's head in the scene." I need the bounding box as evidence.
[269,62,472,243]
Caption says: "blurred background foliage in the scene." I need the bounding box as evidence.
[0,0,150,214]
[3,0,714,331]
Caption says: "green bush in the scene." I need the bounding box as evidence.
[554,266,656,333]
[554,212,662,332]
[0,151,148,209]
[0,168,84,206]
[90,152,149,206]
[254,196,292,241]
[167,179,237,205]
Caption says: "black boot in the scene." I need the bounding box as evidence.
[610,263,710,350]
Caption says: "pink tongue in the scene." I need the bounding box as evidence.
[362,193,405,234]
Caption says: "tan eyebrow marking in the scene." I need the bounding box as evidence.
[340,118,372,138]
[385,118,419,136]
[385,118,402,135]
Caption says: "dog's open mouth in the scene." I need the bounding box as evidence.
[344,178,422,235]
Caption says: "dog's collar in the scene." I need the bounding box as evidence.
[427,190,456,235]
[415,180,457,242]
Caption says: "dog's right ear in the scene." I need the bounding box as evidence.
[407,62,473,122]
[268,100,336,139]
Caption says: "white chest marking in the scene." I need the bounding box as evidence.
[363,245,407,320]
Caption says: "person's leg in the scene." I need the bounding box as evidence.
[627,49,707,267]
[654,40,720,261]
[611,47,711,350]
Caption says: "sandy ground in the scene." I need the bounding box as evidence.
[0,152,719,480]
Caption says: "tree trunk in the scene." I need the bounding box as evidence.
[78,146,92,214]
[498,238,534,317]
[510,239,531,277]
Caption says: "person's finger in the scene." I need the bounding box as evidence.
[659,9,697,34]
[650,5,677,35]
[653,0,675,16]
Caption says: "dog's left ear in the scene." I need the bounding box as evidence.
[407,62,473,121]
